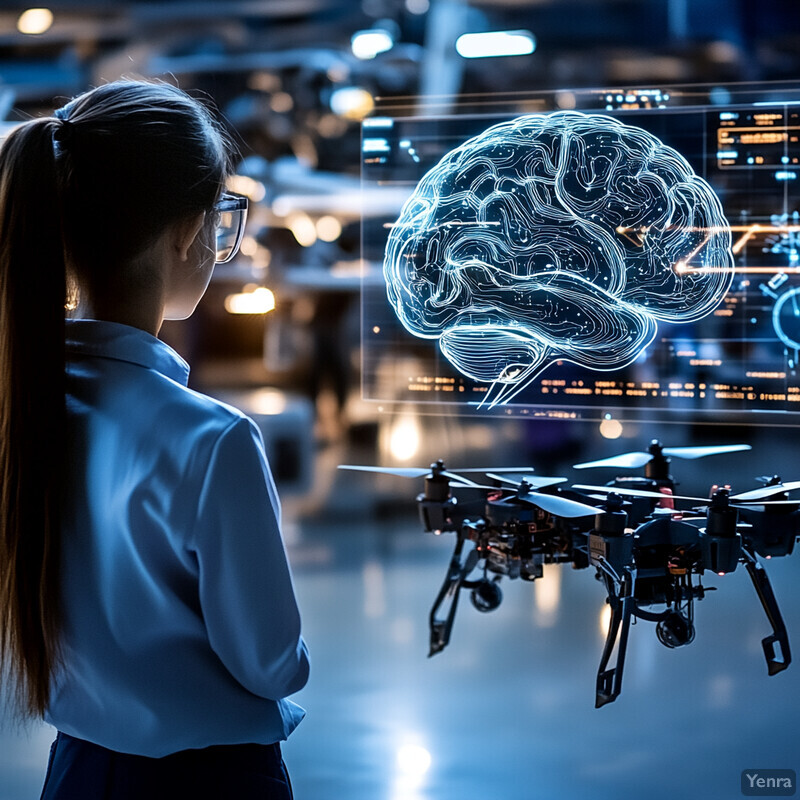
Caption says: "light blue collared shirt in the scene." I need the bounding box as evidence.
[46,319,309,757]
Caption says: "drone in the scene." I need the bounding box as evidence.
[340,440,799,707]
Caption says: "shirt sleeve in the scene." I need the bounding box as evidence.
[189,415,310,701]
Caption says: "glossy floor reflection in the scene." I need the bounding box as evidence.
[2,488,799,800]
[282,512,800,800]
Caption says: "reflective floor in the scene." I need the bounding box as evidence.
[2,433,800,800]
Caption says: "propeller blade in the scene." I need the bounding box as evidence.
[732,499,800,508]
[338,465,430,478]
[572,484,710,503]
[573,452,652,470]
[662,444,752,459]
[517,491,601,518]
[449,481,504,491]
[338,465,492,488]
[440,471,484,487]
[451,467,536,473]
[486,473,567,490]
[651,509,708,522]
[731,480,800,501]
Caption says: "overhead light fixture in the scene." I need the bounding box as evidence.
[455,30,536,59]
[351,29,393,60]
[17,8,53,35]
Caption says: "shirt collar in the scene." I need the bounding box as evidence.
[65,319,190,386]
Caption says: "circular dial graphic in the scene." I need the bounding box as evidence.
[772,286,800,351]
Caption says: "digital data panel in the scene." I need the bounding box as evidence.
[361,86,800,425]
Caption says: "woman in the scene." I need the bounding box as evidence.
[0,80,309,799]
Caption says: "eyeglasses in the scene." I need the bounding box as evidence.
[214,191,248,264]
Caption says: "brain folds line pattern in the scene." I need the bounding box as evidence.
[383,111,735,407]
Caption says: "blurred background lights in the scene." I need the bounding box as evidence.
[386,415,421,462]
[404,0,430,13]
[246,388,288,416]
[351,29,393,60]
[17,8,53,35]
[709,85,733,105]
[286,211,318,247]
[329,86,375,119]
[599,415,624,439]
[455,30,536,59]
[227,174,266,202]
[239,235,259,258]
[224,286,275,315]
[396,744,432,776]
[316,215,342,242]
[556,91,577,109]
[269,91,294,113]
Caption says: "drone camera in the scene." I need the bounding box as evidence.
[471,578,503,612]
[656,610,696,648]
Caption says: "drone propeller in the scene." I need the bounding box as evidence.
[574,452,653,470]
[338,464,488,487]
[661,444,752,459]
[338,464,534,482]
[572,485,710,502]
[573,484,800,507]
[485,472,568,490]
[573,444,751,470]
[339,465,436,478]
[502,489,601,518]
[448,467,536,474]
[724,479,800,502]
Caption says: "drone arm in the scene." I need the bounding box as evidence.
[429,534,472,656]
[742,548,791,675]
[596,564,637,708]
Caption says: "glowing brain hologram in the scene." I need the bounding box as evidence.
[383,111,735,407]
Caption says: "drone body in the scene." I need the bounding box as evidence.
[340,441,799,707]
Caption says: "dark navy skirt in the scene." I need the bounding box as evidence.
[40,732,293,800]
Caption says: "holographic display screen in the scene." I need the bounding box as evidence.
[361,100,800,424]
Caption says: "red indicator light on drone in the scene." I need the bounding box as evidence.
[717,571,726,577]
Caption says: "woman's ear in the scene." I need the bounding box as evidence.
[175,212,207,262]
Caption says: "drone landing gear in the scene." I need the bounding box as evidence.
[429,536,479,656]
[596,565,637,708]
[742,548,792,675]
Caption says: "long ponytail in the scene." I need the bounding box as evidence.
[0,80,231,721]
[0,117,67,718]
